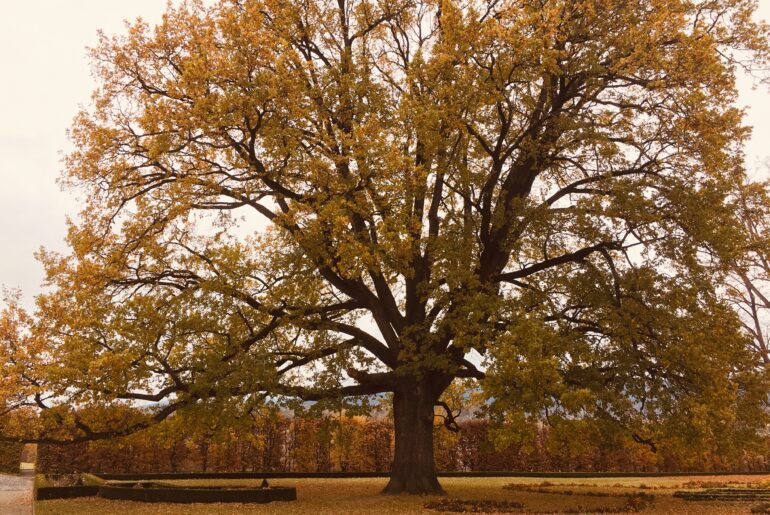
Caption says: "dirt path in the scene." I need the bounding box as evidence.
[0,474,33,515]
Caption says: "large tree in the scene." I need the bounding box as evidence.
[2,0,770,494]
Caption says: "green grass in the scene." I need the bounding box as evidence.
[35,475,770,514]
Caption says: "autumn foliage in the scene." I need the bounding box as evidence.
[2,0,770,494]
[0,442,22,474]
[35,411,770,475]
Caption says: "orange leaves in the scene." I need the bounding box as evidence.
[2,2,769,468]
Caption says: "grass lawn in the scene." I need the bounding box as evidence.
[35,475,770,514]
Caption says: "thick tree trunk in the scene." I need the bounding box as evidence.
[382,382,445,495]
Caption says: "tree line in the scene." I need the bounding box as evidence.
[36,411,770,475]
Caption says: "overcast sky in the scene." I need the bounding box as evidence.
[1,2,769,309]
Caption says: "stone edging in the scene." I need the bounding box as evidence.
[98,482,297,503]
[35,486,99,501]
[34,482,297,504]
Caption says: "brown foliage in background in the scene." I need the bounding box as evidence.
[0,441,22,474]
[36,414,770,474]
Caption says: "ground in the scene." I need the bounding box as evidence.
[33,475,770,514]
[0,474,33,515]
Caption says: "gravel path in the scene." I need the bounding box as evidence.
[0,474,33,515]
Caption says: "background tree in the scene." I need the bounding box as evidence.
[2,0,770,494]
[725,179,770,366]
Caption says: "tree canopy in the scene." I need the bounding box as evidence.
[2,0,770,494]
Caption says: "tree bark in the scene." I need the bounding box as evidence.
[382,381,445,495]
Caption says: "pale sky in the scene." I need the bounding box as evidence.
[0,1,769,309]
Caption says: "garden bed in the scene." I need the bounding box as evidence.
[36,485,100,500]
[34,473,103,500]
[98,481,297,503]
[674,488,770,501]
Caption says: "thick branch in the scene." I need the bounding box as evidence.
[495,242,620,283]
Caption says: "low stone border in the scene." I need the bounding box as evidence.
[98,482,297,503]
[96,471,392,480]
[35,485,100,500]
[94,470,770,481]
[423,493,654,514]
[425,498,524,513]
[674,488,770,502]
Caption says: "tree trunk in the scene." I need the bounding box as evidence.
[382,382,445,495]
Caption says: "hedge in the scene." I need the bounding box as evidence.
[35,414,770,475]
[0,442,22,474]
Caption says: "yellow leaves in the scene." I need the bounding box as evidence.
[4,0,769,457]
[559,388,597,414]
[0,293,53,440]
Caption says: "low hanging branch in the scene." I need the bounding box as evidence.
[435,401,461,433]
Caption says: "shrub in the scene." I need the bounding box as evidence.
[0,442,22,474]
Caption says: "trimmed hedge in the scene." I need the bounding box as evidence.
[36,485,99,500]
[99,483,296,503]
[0,442,22,474]
[37,415,770,476]
[95,470,770,481]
